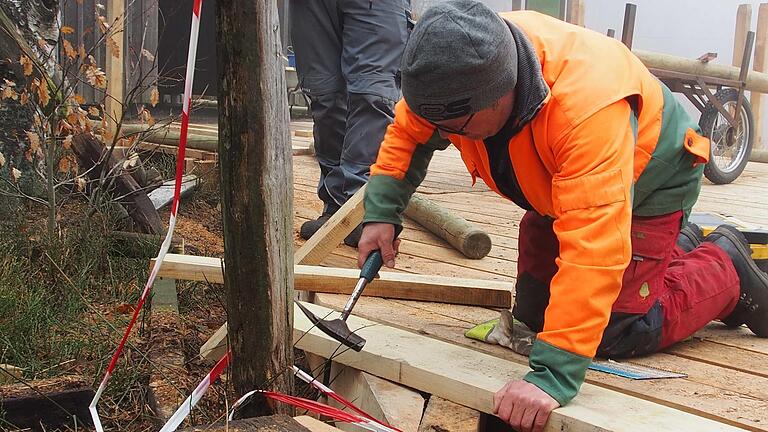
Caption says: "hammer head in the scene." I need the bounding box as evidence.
[297,302,366,352]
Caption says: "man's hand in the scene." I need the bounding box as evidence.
[493,380,559,432]
[358,223,400,269]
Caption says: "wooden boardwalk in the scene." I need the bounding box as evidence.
[290,120,768,431]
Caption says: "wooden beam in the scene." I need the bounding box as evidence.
[293,302,744,432]
[294,416,346,432]
[327,365,424,432]
[418,396,481,432]
[294,184,366,266]
[754,4,768,151]
[733,4,753,68]
[154,253,512,307]
[105,0,124,132]
[565,0,584,26]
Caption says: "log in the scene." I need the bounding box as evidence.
[217,0,294,417]
[109,231,184,258]
[0,375,93,430]
[404,194,492,259]
[117,123,218,152]
[71,133,163,234]
[634,49,768,94]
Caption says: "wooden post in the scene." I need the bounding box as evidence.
[566,0,584,26]
[105,0,124,131]
[733,4,753,68]
[216,0,294,417]
[754,4,768,151]
[621,3,637,49]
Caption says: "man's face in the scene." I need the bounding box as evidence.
[428,91,516,140]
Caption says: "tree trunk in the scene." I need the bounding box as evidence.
[71,133,163,234]
[217,0,294,418]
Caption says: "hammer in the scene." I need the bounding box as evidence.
[296,248,387,351]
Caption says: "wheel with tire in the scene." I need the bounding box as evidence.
[698,88,754,185]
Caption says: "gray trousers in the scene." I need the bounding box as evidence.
[290,0,409,214]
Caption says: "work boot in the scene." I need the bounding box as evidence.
[343,224,363,248]
[704,225,768,336]
[299,213,333,240]
[677,222,704,253]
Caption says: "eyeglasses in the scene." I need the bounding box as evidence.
[428,113,475,136]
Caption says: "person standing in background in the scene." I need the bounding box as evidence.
[290,0,410,247]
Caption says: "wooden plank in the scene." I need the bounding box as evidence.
[0,376,94,430]
[294,416,345,432]
[666,338,768,378]
[105,0,124,131]
[327,364,424,432]
[293,302,745,432]
[147,175,198,210]
[294,184,366,266]
[755,4,768,151]
[733,4,753,69]
[155,254,511,307]
[418,396,481,432]
[312,294,768,430]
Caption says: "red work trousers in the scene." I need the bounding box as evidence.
[513,210,740,358]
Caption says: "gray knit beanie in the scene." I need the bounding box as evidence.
[401,0,517,121]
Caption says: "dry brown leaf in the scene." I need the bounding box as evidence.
[79,43,86,60]
[74,177,86,191]
[63,39,77,60]
[102,125,114,142]
[0,152,5,167]
[141,49,155,62]
[58,156,70,173]
[25,131,40,152]
[2,86,18,101]
[97,15,109,33]
[33,77,50,107]
[33,113,42,128]
[85,65,107,88]
[107,36,120,59]
[19,55,33,76]
[73,94,85,105]
[88,106,100,117]
[10,168,21,182]
[24,149,33,162]
[62,134,73,149]
[19,91,29,105]
[37,38,47,49]
[114,303,134,315]
[61,26,75,34]
[150,87,159,107]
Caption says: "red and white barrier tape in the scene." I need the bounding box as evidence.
[159,350,231,432]
[89,0,204,430]
[226,366,400,432]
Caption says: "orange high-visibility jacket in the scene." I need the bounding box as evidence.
[363,11,709,405]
